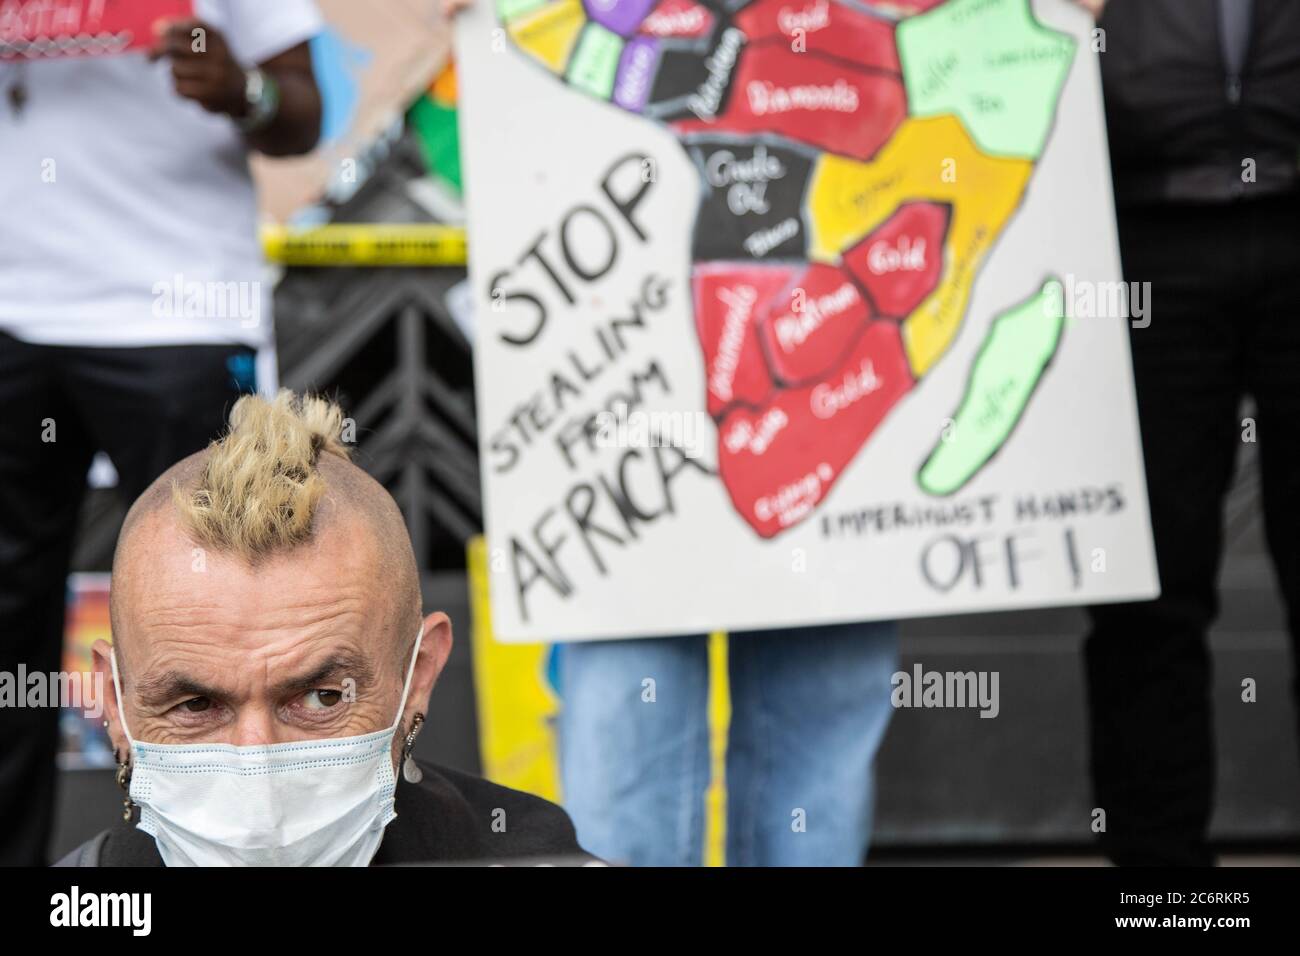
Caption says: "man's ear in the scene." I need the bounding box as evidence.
[403,611,452,726]
[91,638,128,759]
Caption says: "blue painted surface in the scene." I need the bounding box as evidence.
[311,28,372,144]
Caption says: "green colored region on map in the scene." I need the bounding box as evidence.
[897,0,1076,159]
[498,0,548,21]
[565,24,624,100]
[918,278,1065,496]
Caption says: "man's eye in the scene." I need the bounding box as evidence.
[182,697,212,713]
[304,689,343,710]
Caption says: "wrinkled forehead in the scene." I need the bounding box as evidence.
[110,505,400,669]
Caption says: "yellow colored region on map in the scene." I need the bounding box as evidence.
[507,0,587,75]
[807,114,1032,376]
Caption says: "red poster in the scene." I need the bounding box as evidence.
[1,0,193,59]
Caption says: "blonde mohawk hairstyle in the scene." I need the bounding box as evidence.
[174,389,352,560]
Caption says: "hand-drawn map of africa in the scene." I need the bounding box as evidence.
[495,0,1071,536]
[458,0,1159,640]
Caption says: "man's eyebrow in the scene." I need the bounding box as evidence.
[133,671,227,708]
[269,653,376,697]
[130,653,378,707]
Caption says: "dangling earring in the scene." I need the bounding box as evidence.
[115,748,137,822]
[401,713,425,783]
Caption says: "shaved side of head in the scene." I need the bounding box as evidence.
[111,392,422,671]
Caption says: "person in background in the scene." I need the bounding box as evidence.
[0,0,324,865]
[1080,0,1300,865]
[556,626,896,867]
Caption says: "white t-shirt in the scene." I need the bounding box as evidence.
[0,0,322,348]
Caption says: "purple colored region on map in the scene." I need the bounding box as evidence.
[584,0,658,36]
[613,36,659,112]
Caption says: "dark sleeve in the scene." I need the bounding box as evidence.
[51,830,109,867]
[436,766,595,862]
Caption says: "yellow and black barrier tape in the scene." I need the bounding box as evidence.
[261,223,468,267]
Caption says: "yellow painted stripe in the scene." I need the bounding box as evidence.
[705,630,731,867]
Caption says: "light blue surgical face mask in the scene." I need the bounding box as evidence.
[110,624,424,867]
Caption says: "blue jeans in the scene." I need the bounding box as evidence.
[556,621,898,866]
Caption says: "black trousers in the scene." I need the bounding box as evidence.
[1086,191,1300,866]
[0,332,255,865]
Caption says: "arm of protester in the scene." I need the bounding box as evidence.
[148,17,322,158]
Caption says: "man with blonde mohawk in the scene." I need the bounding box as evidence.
[56,391,589,867]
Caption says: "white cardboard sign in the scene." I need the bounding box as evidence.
[457,0,1159,641]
